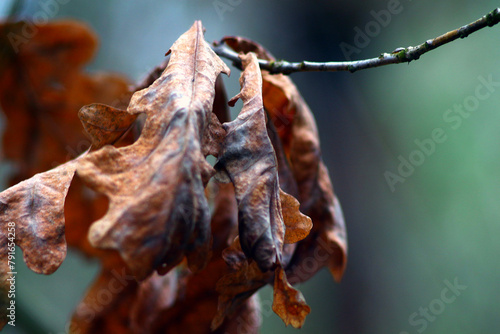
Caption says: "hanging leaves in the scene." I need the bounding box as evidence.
[215,52,286,272]
[0,19,347,333]
[212,52,312,329]
[0,20,133,330]
[0,21,131,183]
[222,36,348,283]
[0,20,133,264]
[272,265,311,328]
[76,21,230,280]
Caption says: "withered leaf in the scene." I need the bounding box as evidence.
[0,21,132,329]
[0,21,131,183]
[0,157,83,328]
[224,37,348,283]
[146,181,239,334]
[71,179,240,334]
[212,237,274,331]
[76,21,230,280]
[269,77,348,283]
[215,52,286,272]
[281,189,312,244]
[273,265,311,328]
[1,20,347,333]
[70,253,139,334]
[0,157,82,275]
[213,52,311,330]
[78,103,138,150]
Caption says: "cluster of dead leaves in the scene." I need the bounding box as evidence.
[0,19,347,333]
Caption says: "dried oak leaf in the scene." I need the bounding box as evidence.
[0,157,83,328]
[272,265,311,328]
[0,21,131,183]
[215,52,311,273]
[212,237,273,331]
[78,103,138,150]
[223,36,347,283]
[76,21,230,280]
[213,52,311,330]
[265,75,347,283]
[71,178,250,334]
[144,182,237,334]
[0,158,81,273]
[70,252,140,334]
[0,19,134,266]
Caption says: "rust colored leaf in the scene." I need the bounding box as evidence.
[216,294,261,334]
[78,103,138,150]
[224,37,348,283]
[212,237,274,331]
[146,181,239,334]
[71,178,240,334]
[280,189,312,244]
[0,158,81,274]
[215,52,286,272]
[0,21,131,183]
[270,78,347,283]
[272,265,311,328]
[70,253,139,334]
[0,21,133,329]
[1,21,346,333]
[0,157,82,328]
[76,21,230,280]
[213,52,313,330]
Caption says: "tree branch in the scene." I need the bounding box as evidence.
[212,8,500,74]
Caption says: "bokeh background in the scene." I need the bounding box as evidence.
[1,0,500,333]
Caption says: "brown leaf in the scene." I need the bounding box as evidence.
[71,179,239,334]
[212,238,274,331]
[272,80,347,283]
[216,294,261,334]
[146,181,238,334]
[280,189,312,244]
[76,21,230,280]
[0,158,81,275]
[212,51,313,330]
[0,157,82,328]
[215,52,286,272]
[272,265,311,328]
[0,21,132,329]
[224,37,348,283]
[70,253,139,334]
[0,21,131,183]
[78,103,138,150]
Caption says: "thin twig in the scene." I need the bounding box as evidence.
[212,8,500,74]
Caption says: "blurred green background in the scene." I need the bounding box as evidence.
[1,0,500,333]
